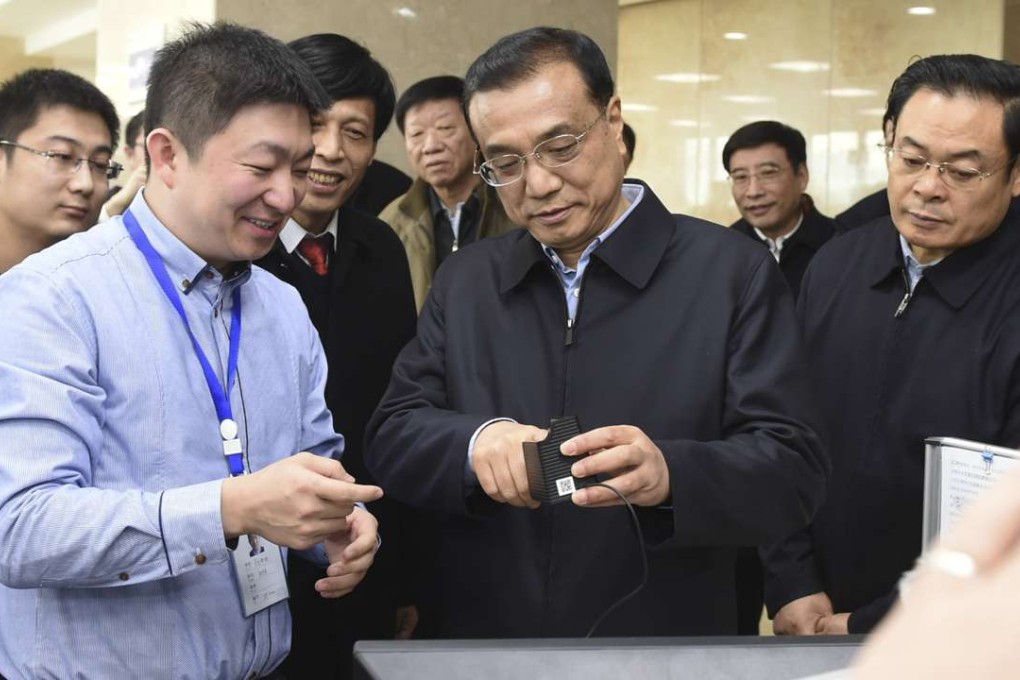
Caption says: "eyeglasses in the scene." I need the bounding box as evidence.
[0,140,123,181]
[473,107,606,187]
[883,144,1011,190]
[727,164,787,188]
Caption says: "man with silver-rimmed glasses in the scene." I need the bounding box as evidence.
[764,53,1020,637]
[366,26,827,638]
[0,68,122,274]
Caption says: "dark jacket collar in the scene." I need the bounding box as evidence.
[864,203,1020,309]
[797,207,839,250]
[428,185,480,223]
[498,180,672,295]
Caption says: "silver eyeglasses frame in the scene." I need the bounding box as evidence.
[473,106,608,188]
[0,140,123,181]
[881,143,1012,189]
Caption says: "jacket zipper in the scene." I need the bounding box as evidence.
[894,268,914,318]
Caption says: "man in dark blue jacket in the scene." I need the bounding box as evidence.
[765,54,1020,636]
[366,27,827,638]
[723,120,839,299]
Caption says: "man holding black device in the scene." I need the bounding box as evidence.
[366,27,827,638]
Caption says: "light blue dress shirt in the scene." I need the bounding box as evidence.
[540,183,645,320]
[899,233,943,291]
[0,192,343,679]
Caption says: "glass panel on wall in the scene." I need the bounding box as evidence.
[618,0,1005,226]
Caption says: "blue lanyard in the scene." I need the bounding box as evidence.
[123,210,245,476]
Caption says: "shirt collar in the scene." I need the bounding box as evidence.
[126,189,250,296]
[864,207,1020,309]
[499,180,670,295]
[279,211,339,254]
[539,183,644,273]
[899,233,943,290]
[428,186,479,222]
[753,213,804,256]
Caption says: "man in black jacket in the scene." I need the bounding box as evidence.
[256,34,417,678]
[366,27,827,638]
[722,120,840,634]
[723,120,839,299]
[765,54,1020,636]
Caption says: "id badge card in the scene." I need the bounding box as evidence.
[230,534,289,617]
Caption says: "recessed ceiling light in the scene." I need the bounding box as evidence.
[907,6,936,15]
[769,61,830,73]
[393,7,416,18]
[654,73,721,84]
[825,88,879,98]
[724,32,748,40]
[860,108,887,116]
[723,94,775,104]
[622,103,658,112]
[669,119,698,128]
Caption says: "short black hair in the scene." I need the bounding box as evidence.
[622,122,636,159]
[463,27,614,132]
[394,75,464,135]
[885,54,1020,170]
[125,110,145,146]
[288,33,395,141]
[0,68,119,158]
[146,22,329,160]
[722,120,807,172]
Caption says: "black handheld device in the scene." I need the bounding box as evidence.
[522,416,597,504]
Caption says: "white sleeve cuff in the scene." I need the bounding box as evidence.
[465,417,518,483]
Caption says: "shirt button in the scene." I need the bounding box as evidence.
[195,552,207,566]
[181,278,191,289]
[118,572,130,581]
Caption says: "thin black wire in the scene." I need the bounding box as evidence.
[584,482,650,639]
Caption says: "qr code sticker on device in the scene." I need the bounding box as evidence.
[556,477,576,496]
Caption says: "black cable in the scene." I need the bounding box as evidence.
[584,482,650,639]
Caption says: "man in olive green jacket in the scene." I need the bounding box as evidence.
[381,76,517,310]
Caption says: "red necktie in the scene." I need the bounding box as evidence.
[297,234,332,276]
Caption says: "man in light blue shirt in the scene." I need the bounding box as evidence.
[0,24,382,679]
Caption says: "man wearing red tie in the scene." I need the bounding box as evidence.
[255,33,418,680]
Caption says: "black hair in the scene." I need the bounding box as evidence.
[463,27,614,131]
[288,33,395,141]
[0,68,119,158]
[146,22,329,159]
[885,54,1020,171]
[125,110,145,146]
[394,75,464,134]
[722,120,806,172]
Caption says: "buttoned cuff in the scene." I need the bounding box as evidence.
[159,479,230,575]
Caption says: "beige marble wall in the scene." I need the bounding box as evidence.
[216,0,619,171]
[0,36,53,83]
[619,0,1004,225]
[93,0,215,158]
